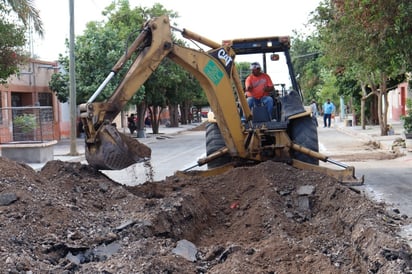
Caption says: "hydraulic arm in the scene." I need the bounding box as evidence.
[79,15,248,170]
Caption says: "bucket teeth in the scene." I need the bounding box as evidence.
[86,124,151,170]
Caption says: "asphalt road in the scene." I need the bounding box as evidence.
[101,131,206,185]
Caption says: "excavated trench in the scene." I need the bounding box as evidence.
[0,158,411,273]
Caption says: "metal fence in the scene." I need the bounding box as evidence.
[0,106,54,143]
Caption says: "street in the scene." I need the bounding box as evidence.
[101,131,206,185]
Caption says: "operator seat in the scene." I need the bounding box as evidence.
[252,105,272,123]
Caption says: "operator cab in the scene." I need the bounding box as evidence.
[225,36,305,124]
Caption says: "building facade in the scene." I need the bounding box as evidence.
[388,82,410,121]
[0,59,65,143]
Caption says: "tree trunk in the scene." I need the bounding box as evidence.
[149,105,164,134]
[379,72,388,136]
[149,107,157,134]
[364,73,389,136]
[135,101,147,138]
[168,104,179,127]
[180,100,191,125]
[360,82,367,129]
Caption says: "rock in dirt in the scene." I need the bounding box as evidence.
[0,156,411,273]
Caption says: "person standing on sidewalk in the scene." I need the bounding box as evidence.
[310,100,319,127]
[127,114,137,134]
[322,98,335,128]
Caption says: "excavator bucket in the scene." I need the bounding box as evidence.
[85,124,151,170]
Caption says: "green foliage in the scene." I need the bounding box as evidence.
[317,70,339,104]
[308,0,412,134]
[0,6,27,82]
[1,0,43,36]
[291,34,322,104]
[49,67,69,103]
[236,62,252,89]
[312,0,412,84]
[13,114,37,133]
[401,98,412,133]
[51,0,188,110]
[0,0,45,82]
[191,82,208,107]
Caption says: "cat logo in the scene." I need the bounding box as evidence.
[217,48,233,66]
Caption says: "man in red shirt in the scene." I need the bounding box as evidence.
[245,62,274,119]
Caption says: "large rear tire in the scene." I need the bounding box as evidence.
[289,115,319,165]
[205,122,231,168]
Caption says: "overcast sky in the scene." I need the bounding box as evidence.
[33,0,320,60]
[32,0,320,85]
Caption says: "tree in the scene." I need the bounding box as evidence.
[49,1,206,135]
[178,71,204,125]
[0,17,26,82]
[3,0,43,36]
[163,60,190,127]
[144,61,168,134]
[0,0,45,82]
[291,33,322,104]
[49,0,176,103]
[0,0,44,82]
[49,67,69,102]
[310,0,412,135]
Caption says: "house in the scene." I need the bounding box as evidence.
[0,59,67,143]
[388,81,410,121]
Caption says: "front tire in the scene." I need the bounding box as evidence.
[289,115,319,165]
[205,122,231,168]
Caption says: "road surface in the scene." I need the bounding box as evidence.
[102,131,206,185]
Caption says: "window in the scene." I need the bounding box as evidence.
[38,92,52,106]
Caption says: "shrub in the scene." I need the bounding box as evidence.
[13,114,37,134]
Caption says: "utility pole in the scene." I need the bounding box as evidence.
[69,0,78,155]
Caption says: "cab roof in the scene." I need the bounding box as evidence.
[223,36,291,55]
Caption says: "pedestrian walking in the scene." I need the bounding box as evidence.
[322,99,335,128]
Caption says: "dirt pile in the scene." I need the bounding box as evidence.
[0,155,411,273]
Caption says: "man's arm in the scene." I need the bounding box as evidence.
[264,73,274,92]
[264,85,274,92]
[245,75,252,91]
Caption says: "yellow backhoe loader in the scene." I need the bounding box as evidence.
[79,15,363,185]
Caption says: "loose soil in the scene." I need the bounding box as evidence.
[326,140,403,162]
[0,125,411,273]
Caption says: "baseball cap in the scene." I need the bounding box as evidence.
[250,62,261,70]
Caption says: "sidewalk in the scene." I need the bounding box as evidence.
[333,119,410,154]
